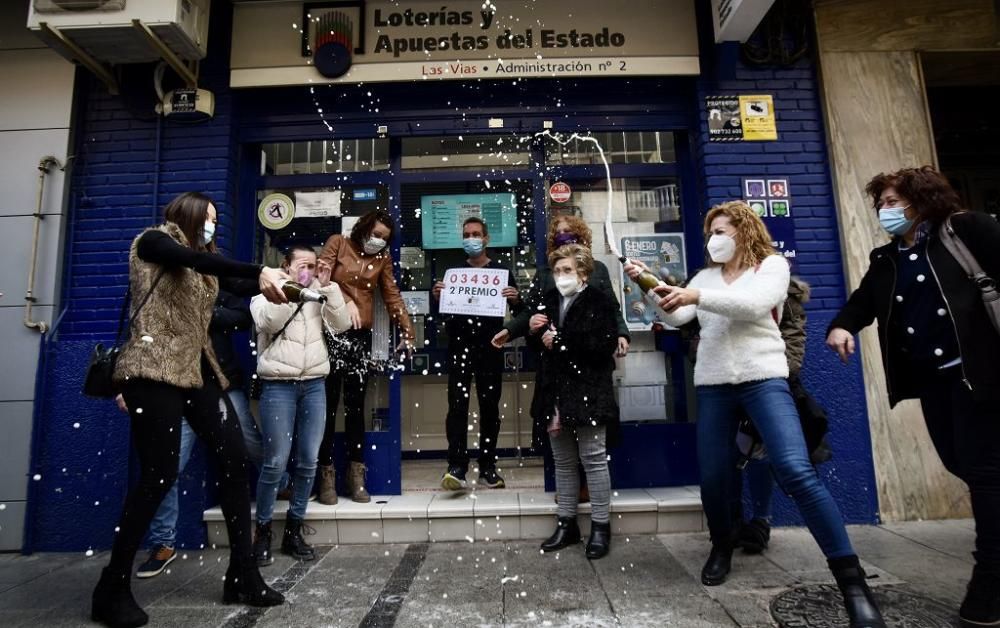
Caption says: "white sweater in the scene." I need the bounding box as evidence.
[251,281,352,381]
[663,254,790,386]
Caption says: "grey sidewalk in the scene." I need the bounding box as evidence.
[0,520,974,627]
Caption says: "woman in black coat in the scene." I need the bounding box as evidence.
[528,244,619,560]
[827,166,1000,628]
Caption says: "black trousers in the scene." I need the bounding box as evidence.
[919,368,1000,575]
[446,341,503,471]
[110,367,252,578]
[319,329,372,465]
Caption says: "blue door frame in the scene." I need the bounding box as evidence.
[237,111,704,493]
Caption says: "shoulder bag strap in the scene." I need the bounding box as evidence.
[939,215,987,279]
[114,269,167,347]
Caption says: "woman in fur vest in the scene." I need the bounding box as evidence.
[96,192,287,628]
[627,201,884,628]
[250,245,351,566]
[529,244,620,560]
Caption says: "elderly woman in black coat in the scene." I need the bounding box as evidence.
[528,244,620,560]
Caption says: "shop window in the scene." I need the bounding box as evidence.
[544,131,676,166]
[262,139,390,175]
[401,135,531,170]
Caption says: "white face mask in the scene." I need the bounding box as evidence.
[363,237,386,255]
[555,274,581,297]
[202,221,216,245]
[706,234,737,263]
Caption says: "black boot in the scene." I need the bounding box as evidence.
[91,567,149,628]
[701,542,734,586]
[585,521,611,560]
[253,521,273,567]
[540,517,581,552]
[281,515,316,561]
[222,563,285,607]
[829,555,886,628]
[960,566,1000,628]
[738,518,771,554]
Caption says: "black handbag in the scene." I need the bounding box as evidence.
[82,270,165,398]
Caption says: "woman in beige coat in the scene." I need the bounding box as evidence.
[250,245,350,566]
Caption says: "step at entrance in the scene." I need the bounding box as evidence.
[204,486,705,546]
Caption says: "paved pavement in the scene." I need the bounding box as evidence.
[0,520,974,627]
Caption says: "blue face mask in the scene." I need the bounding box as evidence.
[878,206,914,236]
[462,237,485,257]
[202,220,216,245]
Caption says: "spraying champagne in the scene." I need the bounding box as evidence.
[281,280,327,304]
[618,256,682,322]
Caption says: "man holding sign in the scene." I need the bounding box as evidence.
[433,217,522,490]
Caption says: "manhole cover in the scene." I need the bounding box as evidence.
[771,584,958,627]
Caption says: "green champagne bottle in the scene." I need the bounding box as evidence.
[281,281,327,304]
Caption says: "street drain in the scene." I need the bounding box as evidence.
[770,583,958,627]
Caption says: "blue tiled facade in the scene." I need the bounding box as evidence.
[25,1,877,551]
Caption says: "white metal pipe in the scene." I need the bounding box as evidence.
[24,156,60,334]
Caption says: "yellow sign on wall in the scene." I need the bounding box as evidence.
[739,95,777,141]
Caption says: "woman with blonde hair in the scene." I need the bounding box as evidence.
[627,201,884,628]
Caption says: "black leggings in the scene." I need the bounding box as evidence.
[319,329,372,465]
[109,369,252,577]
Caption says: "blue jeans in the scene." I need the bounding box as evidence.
[147,418,195,548]
[146,389,265,548]
[256,378,327,523]
[697,378,854,559]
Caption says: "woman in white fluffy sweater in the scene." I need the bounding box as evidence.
[626,201,883,628]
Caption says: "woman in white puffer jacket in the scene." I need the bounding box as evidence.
[250,245,351,566]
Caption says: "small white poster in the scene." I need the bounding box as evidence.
[439,267,509,318]
[401,291,430,315]
[294,191,342,218]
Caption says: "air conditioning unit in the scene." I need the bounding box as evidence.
[27,0,210,64]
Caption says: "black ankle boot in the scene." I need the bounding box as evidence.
[281,515,315,561]
[738,518,771,554]
[960,566,1000,628]
[829,555,886,628]
[701,542,734,586]
[91,567,149,628]
[540,517,581,552]
[253,521,273,567]
[222,563,285,607]
[585,521,611,559]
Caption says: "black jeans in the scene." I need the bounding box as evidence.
[920,368,1000,575]
[446,341,503,471]
[319,329,372,465]
[110,368,252,578]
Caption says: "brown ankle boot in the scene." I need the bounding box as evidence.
[348,462,371,503]
[317,465,337,505]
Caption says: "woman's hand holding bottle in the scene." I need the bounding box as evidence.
[259,267,289,304]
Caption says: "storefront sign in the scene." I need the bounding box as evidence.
[620,234,687,331]
[439,267,509,318]
[743,177,796,265]
[712,0,776,43]
[420,193,517,249]
[231,0,699,87]
[257,193,295,230]
[549,182,572,203]
[708,95,777,141]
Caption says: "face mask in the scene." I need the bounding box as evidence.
[706,234,736,263]
[553,232,578,247]
[555,274,581,297]
[879,206,914,236]
[364,237,386,255]
[296,269,314,285]
[462,237,485,257]
[201,221,215,245]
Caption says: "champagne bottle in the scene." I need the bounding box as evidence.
[619,256,680,322]
[281,280,327,304]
